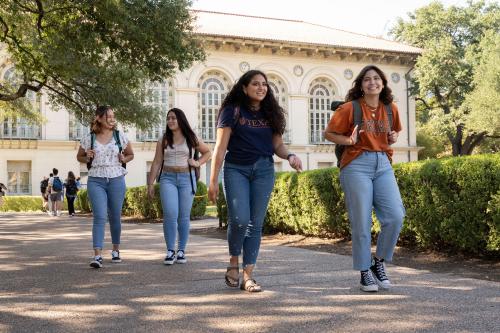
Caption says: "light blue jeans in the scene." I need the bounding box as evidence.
[223,156,275,268]
[87,176,126,250]
[159,172,196,252]
[340,152,405,271]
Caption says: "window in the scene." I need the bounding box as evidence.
[267,74,291,143]
[137,81,174,141]
[7,161,31,195]
[69,113,89,140]
[1,68,41,139]
[308,78,337,144]
[198,71,230,142]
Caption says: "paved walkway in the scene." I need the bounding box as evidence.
[0,213,498,333]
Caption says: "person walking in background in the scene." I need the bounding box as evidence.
[0,182,7,207]
[324,65,405,292]
[147,108,211,265]
[77,105,134,269]
[40,176,49,212]
[48,169,64,216]
[208,70,302,293]
[46,173,54,216]
[64,171,79,217]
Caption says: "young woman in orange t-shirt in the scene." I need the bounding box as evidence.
[325,65,405,292]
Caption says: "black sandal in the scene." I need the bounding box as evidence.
[240,278,262,292]
[225,266,239,288]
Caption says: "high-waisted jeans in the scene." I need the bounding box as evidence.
[87,175,126,249]
[159,172,196,252]
[223,156,275,268]
[340,151,405,271]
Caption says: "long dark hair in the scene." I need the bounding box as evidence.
[91,105,117,133]
[162,108,198,149]
[345,65,394,104]
[219,70,286,134]
[67,171,76,181]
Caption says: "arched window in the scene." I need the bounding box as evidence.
[69,113,89,140]
[198,71,230,142]
[308,78,337,144]
[1,67,41,139]
[136,80,174,141]
[267,74,291,143]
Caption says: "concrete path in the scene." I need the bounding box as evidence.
[0,213,498,333]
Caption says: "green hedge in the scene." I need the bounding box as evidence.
[0,195,71,212]
[79,182,207,219]
[216,154,500,255]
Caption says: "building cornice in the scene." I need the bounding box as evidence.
[200,35,417,66]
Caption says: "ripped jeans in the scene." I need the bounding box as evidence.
[223,156,275,268]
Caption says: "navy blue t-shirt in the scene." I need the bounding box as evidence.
[217,105,274,165]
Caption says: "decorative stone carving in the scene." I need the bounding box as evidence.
[344,69,353,80]
[293,65,303,76]
[239,61,250,72]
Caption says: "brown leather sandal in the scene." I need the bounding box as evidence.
[225,266,239,288]
[240,278,262,292]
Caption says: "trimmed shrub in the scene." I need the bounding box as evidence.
[217,154,500,255]
[216,183,228,227]
[76,189,91,212]
[0,195,69,212]
[191,181,208,218]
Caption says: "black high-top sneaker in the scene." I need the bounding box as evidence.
[370,257,392,289]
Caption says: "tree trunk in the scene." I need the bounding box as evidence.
[448,125,487,156]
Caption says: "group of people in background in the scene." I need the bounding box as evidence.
[77,65,405,293]
[40,169,81,217]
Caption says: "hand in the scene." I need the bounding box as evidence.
[288,155,303,172]
[349,125,364,145]
[208,182,219,203]
[388,130,399,145]
[86,149,95,160]
[118,153,126,163]
[188,158,200,168]
[147,184,155,198]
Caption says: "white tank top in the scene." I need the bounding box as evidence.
[163,140,190,167]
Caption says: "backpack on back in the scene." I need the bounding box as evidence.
[52,176,63,192]
[333,100,393,167]
[40,179,49,193]
[66,180,78,195]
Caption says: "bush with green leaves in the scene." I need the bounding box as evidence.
[191,182,208,218]
[0,195,69,212]
[216,154,500,256]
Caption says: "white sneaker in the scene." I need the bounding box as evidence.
[176,250,187,264]
[111,250,122,263]
[163,250,175,265]
[56,211,61,216]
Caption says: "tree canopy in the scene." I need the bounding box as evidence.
[392,0,500,155]
[0,0,205,129]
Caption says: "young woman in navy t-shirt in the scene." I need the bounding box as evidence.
[208,70,302,292]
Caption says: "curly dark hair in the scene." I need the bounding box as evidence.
[162,108,198,149]
[345,65,394,105]
[219,70,286,134]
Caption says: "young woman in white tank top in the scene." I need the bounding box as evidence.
[147,108,211,265]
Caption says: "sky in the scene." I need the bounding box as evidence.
[191,0,472,38]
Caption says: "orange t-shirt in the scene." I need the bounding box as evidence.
[325,99,402,168]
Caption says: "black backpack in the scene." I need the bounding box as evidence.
[40,179,49,193]
[65,180,78,195]
[87,130,126,169]
[333,100,393,167]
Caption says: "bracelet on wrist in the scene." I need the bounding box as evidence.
[287,153,296,160]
